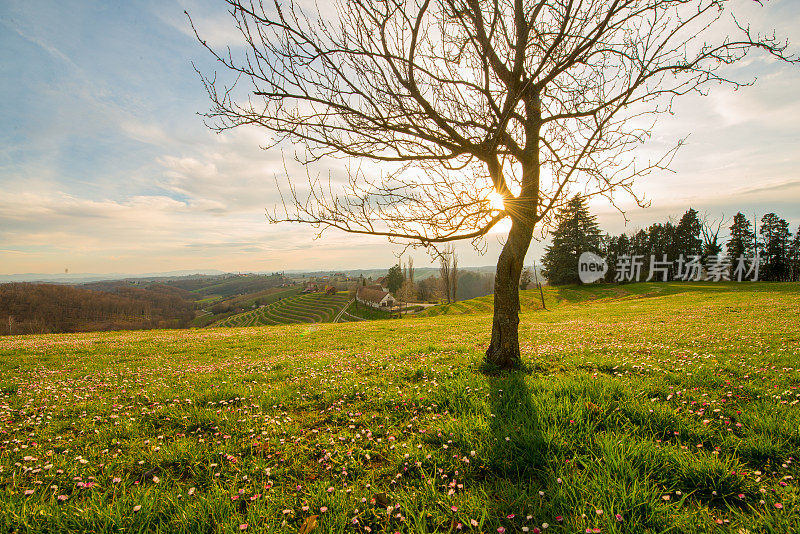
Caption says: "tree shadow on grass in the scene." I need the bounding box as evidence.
[486,371,547,482]
[460,370,555,530]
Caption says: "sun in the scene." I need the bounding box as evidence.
[488,191,505,211]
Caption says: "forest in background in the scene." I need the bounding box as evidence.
[0,283,196,335]
[0,273,291,335]
[542,196,800,285]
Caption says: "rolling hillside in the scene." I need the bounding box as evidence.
[414,282,758,317]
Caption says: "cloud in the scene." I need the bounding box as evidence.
[732,179,800,196]
[5,21,80,71]
[154,123,352,216]
[158,1,249,49]
[708,82,800,129]
[119,120,173,146]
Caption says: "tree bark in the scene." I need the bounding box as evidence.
[485,218,534,370]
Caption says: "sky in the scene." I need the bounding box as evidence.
[1,0,799,276]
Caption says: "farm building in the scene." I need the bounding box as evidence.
[302,282,320,293]
[356,286,394,308]
[374,276,389,291]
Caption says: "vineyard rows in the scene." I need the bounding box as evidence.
[214,292,365,327]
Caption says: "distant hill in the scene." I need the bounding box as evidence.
[181,274,290,298]
[81,280,200,301]
[290,265,503,281]
[0,270,226,284]
[0,283,196,335]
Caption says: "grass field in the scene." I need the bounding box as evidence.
[0,282,798,533]
[415,283,722,317]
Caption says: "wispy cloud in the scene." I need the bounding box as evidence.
[158,0,249,49]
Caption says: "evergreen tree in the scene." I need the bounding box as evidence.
[647,223,668,255]
[541,195,602,285]
[385,264,404,293]
[726,212,755,260]
[631,229,649,257]
[645,223,672,279]
[603,233,631,282]
[674,208,703,257]
[661,221,680,279]
[759,213,792,281]
[789,226,800,282]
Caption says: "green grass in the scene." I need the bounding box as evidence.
[417,295,495,316]
[416,282,714,317]
[342,300,392,321]
[0,282,798,533]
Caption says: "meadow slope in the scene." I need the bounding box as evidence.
[0,283,798,533]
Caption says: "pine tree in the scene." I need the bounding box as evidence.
[789,226,800,282]
[603,233,631,282]
[386,264,404,293]
[759,213,792,281]
[674,208,703,257]
[541,195,602,285]
[631,229,649,258]
[726,212,755,260]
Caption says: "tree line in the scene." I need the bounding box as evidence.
[360,253,496,304]
[542,196,800,285]
[0,282,196,335]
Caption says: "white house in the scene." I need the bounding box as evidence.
[356,286,395,308]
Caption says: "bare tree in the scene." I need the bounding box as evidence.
[519,267,533,290]
[402,257,416,282]
[348,283,359,301]
[192,0,796,369]
[436,244,458,302]
[450,248,459,302]
[397,277,418,304]
[439,247,452,303]
[701,212,727,257]
[418,276,443,302]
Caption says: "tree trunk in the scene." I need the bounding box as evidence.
[485,218,534,370]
